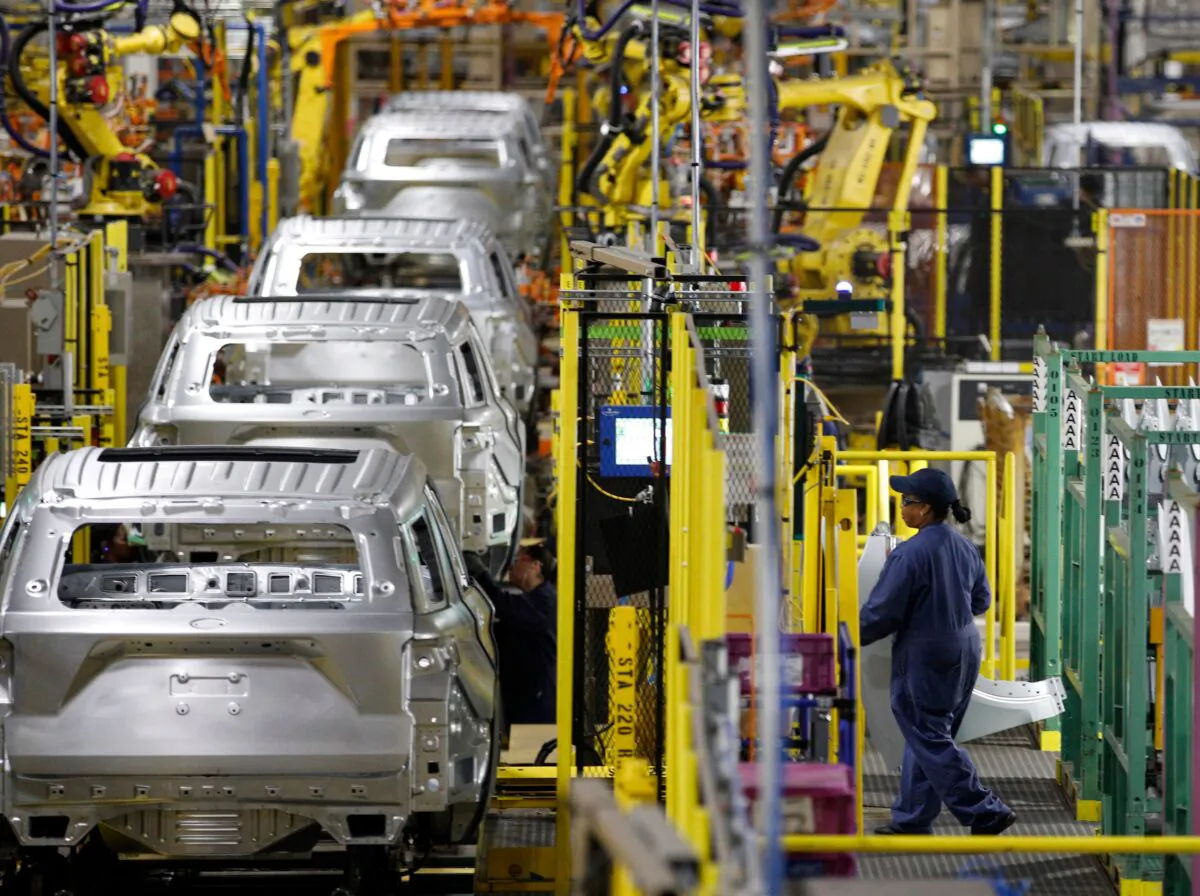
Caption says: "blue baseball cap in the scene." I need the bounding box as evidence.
[890,467,957,508]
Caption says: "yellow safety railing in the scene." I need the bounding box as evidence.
[553,308,580,893]
[836,449,1011,680]
[665,313,726,881]
[2,223,127,525]
[782,834,1200,855]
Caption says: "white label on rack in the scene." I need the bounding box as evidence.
[1148,318,1185,367]
[1033,356,1046,412]
[1105,433,1124,501]
[781,796,816,835]
[1063,387,1082,451]
[1110,213,1147,228]
[1163,500,1185,574]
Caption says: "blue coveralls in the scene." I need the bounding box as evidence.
[860,522,1010,831]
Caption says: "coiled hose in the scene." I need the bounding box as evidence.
[770,131,830,234]
[573,21,643,203]
[8,21,91,162]
[0,16,50,158]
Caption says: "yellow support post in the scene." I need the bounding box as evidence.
[983,455,997,679]
[607,607,640,765]
[1001,450,1018,680]
[874,459,890,533]
[91,302,113,448]
[554,309,580,896]
[667,314,690,830]
[989,164,1003,360]
[835,465,879,539]
[801,455,822,633]
[611,759,656,896]
[267,158,281,239]
[559,88,578,272]
[1094,208,1109,379]
[833,486,864,835]
[889,209,910,380]
[6,384,34,506]
[70,414,91,562]
[933,165,949,341]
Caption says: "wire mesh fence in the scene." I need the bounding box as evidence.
[701,165,1173,363]
[1104,209,1200,385]
[564,293,775,783]
[573,310,670,782]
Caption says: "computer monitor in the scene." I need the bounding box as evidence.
[598,405,673,478]
[966,134,1007,167]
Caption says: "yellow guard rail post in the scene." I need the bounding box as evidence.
[553,303,581,895]
[838,449,1007,679]
[666,312,726,892]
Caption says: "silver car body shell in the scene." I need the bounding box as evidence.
[130,295,525,567]
[245,215,537,417]
[0,446,498,858]
[381,91,553,187]
[331,111,552,261]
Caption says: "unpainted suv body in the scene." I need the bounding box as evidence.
[0,445,499,873]
[130,294,525,576]
[245,215,538,419]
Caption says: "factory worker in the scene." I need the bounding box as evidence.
[860,468,1016,836]
[466,543,557,727]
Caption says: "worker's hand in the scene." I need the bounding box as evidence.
[463,551,490,582]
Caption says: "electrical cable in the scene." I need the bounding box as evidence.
[573,20,643,202]
[0,15,51,158]
[771,131,830,234]
[9,21,90,162]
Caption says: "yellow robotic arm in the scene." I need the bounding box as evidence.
[776,59,936,307]
[9,11,204,217]
[284,8,384,215]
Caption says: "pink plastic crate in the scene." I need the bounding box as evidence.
[726,632,837,695]
[740,762,856,834]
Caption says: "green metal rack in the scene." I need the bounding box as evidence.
[1031,333,1200,752]
[1057,376,1200,820]
[1165,473,1196,896]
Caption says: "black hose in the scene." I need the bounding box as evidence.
[573,21,643,201]
[771,131,830,234]
[0,15,49,158]
[698,174,720,249]
[234,19,255,118]
[9,22,91,162]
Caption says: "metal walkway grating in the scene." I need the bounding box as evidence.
[857,729,1114,894]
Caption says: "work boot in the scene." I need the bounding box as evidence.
[970,811,1017,836]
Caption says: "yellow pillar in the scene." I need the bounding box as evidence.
[989,164,1004,360]
[554,310,580,896]
[933,165,949,340]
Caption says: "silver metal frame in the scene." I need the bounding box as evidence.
[331,110,552,261]
[247,215,539,418]
[130,293,525,574]
[0,445,499,858]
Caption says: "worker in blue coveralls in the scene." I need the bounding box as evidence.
[860,468,1017,836]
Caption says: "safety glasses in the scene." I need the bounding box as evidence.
[900,495,926,507]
